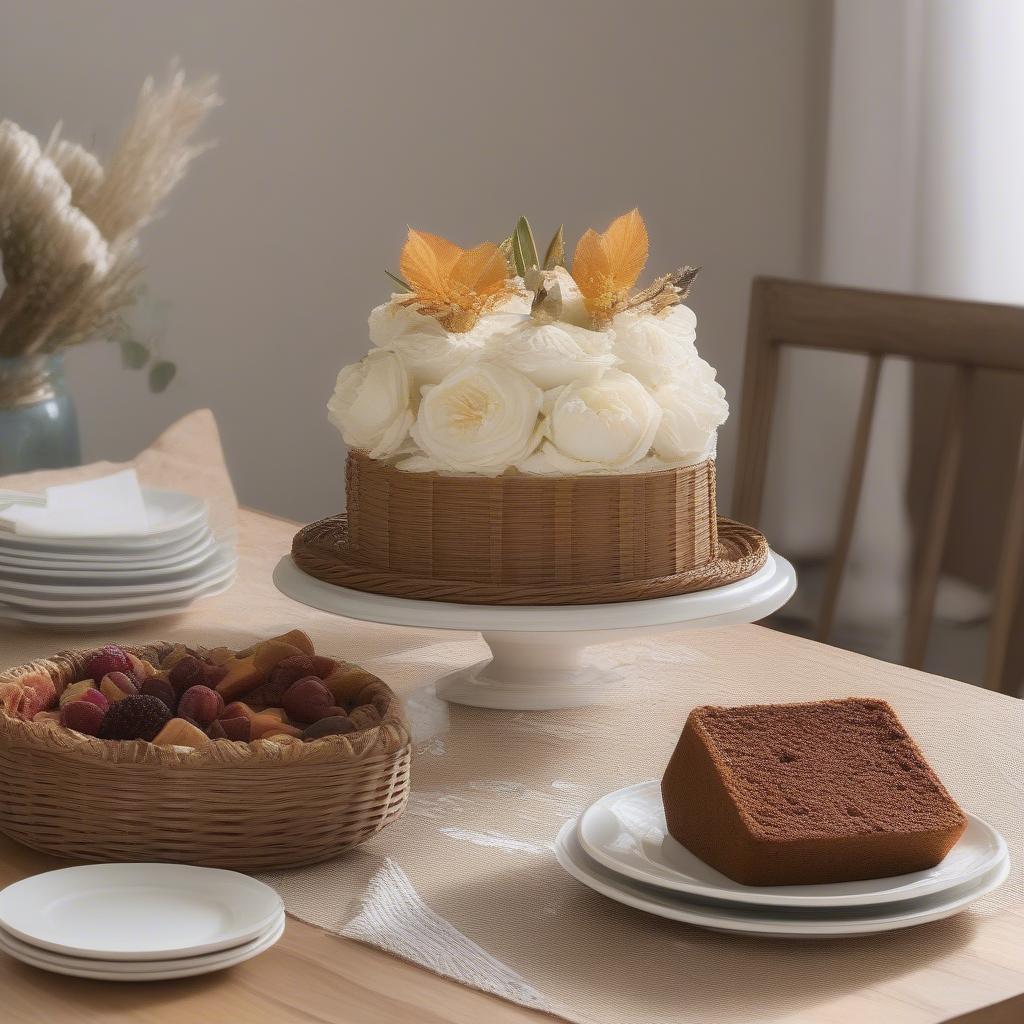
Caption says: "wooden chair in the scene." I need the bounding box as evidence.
[732,277,1024,694]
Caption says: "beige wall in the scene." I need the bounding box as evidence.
[0,0,828,522]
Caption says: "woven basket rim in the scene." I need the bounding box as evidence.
[292,515,769,606]
[0,642,411,767]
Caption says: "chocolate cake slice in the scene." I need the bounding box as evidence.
[661,698,967,886]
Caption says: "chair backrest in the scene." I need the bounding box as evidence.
[732,277,1024,693]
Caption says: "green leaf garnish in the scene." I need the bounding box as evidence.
[384,269,412,291]
[542,224,565,270]
[511,216,539,276]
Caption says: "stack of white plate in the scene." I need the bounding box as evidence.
[0,864,284,980]
[0,489,236,627]
[557,781,1010,938]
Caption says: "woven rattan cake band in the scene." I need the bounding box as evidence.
[292,515,769,606]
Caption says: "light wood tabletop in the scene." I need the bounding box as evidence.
[0,507,1020,1024]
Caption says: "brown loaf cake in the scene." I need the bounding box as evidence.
[661,698,967,886]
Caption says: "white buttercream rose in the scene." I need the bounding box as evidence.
[525,369,662,473]
[408,362,543,473]
[327,349,414,459]
[612,305,699,387]
[488,320,616,389]
[651,359,729,463]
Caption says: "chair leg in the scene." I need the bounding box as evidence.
[904,366,974,669]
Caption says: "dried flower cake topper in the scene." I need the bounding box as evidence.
[385,209,698,333]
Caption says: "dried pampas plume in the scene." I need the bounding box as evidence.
[0,65,220,363]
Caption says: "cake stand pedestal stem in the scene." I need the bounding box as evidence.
[434,631,623,711]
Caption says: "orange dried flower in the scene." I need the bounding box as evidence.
[570,209,649,326]
[398,229,518,333]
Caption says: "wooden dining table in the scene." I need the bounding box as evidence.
[0,507,1021,1024]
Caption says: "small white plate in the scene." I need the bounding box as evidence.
[0,531,220,575]
[0,546,236,605]
[0,521,211,562]
[578,780,1008,908]
[0,913,285,981]
[556,819,1009,937]
[0,489,207,550]
[0,864,283,960]
[0,571,235,626]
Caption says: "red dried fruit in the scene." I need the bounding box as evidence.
[141,677,177,713]
[85,645,132,682]
[98,695,172,741]
[282,677,337,724]
[221,701,256,721]
[168,656,208,697]
[202,662,229,687]
[302,716,357,741]
[208,716,252,742]
[178,685,224,727]
[100,672,138,704]
[77,688,110,713]
[268,654,315,691]
[309,655,338,678]
[242,679,291,709]
[60,700,105,736]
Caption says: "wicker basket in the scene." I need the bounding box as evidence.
[0,643,411,870]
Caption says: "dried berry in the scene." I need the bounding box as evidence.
[302,716,357,741]
[178,685,224,727]
[98,695,171,741]
[221,701,255,721]
[308,655,338,678]
[141,677,177,713]
[242,679,291,709]
[59,680,98,707]
[268,654,316,691]
[77,688,110,713]
[60,700,105,736]
[208,716,252,742]
[168,655,208,696]
[100,672,138,704]
[86,645,132,682]
[202,662,229,687]
[282,677,338,724]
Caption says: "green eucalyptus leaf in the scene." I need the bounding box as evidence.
[119,338,151,369]
[543,224,565,270]
[384,269,412,291]
[148,360,176,393]
[511,216,539,276]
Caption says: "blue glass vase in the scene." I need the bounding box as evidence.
[0,354,81,474]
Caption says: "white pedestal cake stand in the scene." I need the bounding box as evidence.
[273,552,796,711]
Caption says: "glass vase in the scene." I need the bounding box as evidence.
[0,354,81,475]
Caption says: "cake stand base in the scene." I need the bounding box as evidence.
[273,553,795,711]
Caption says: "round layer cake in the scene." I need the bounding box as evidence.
[298,210,769,604]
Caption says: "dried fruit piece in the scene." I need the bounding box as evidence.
[221,701,256,721]
[86,645,133,682]
[302,716,357,741]
[141,677,177,713]
[321,662,381,709]
[152,718,211,748]
[19,671,57,712]
[178,685,224,727]
[208,716,252,742]
[59,680,97,707]
[160,644,192,671]
[0,679,51,720]
[282,677,339,724]
[77,688,110,713]
[309,655,338,678]
[202,663,229,687]
[215,655,262,702]
[98,695,172,741]
[268,654,315,690]
[348,704,382,730]
[250,715,302,739]
[100,672,138,704]
[60,700,105,736]
[243,679,290,709]
[126,653,157,680]
[205,646,234,666]
[168,656,207,696]
[239,629,314,658]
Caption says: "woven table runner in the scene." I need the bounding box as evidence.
[1,415,1021,1024]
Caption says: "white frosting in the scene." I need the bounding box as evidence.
[329,294,727,476]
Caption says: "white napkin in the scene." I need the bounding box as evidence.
[0,469,150,537]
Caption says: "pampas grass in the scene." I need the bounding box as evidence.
[0,66,220,366]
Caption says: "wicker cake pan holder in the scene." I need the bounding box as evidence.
[292,452,769,605]
[0,643,411,871]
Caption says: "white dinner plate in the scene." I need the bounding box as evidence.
[0,546,236,605]
[0,864,283,960]
[0,489,207,550]
[0,520,211,563]
[0,571,235,626]
[0,531,220,575]
[578,780,1008,908]
[556,819,1009,937]
[0,913,285,981]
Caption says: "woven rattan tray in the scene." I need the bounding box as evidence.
[0,643,411,870]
